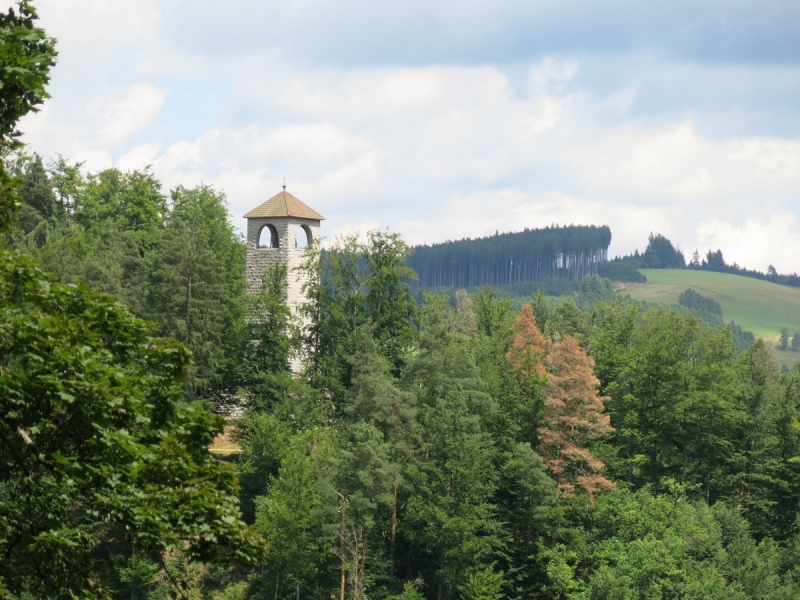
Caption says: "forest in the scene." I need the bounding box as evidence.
[407,225,612,289]
[5,4,800,600]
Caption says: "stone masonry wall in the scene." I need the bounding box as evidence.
[245,216,321,374]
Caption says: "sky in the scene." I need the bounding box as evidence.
[16,0,800,272]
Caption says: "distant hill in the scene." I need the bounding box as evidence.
[623,269,800,367]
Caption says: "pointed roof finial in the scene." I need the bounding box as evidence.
[282,176,287,191]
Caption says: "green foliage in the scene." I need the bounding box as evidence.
[705,248,727,271]
[6,30,800,591]
[210,581,250,600]
[404,295,503,594]
[577,274,614,311]
[597,257,647,282]
[529,289,553,335]
[572,488,792,599]
[642,232,686,268]
[0,250,264,596]
[496,443,557,596]
[628,268,800,345]
[780,326,790,351]
[252,429,337,599]
[24,217,149,310]
[12,152,60,224]
[550,297,586,341]
[365,230,419,370]
[459,564,505,600]
[679,287,724,327]
[729,321,756,351]
[0,2,54,149]
[147,184,246,401]
[239,263,297,412]
[235,411,293,523]
[117,553,160,598]
[0,1,56,237]
[74,166,166,249]
[408,224,612,288]
[10,158,250,402]
[301,230,416,402]
[593,305,744,498]
[392,581,425,600]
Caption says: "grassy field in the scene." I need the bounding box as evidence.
[622,269,800,368]
[209,425,242,456]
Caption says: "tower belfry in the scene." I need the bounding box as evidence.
[244,187,324,372]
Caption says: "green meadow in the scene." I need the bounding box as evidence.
[623,269,800,367]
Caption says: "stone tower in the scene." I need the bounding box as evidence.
[244,187,324,372]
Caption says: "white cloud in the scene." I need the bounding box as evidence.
[530,57,578,86]
[124,59,799,269]
[727,138,800,185]
[19,82,168,172]
[13,1,800,273]
[36,0,161,53]
[91,83,168,146]
[696,213,800,273]
[117,143,162,171]
[150,121,384,224]
[602,87,637,114]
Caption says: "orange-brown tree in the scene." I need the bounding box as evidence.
[539,336,614,499]
[507,304,550,378]
[506,304,550,442]
[507,305,614,500]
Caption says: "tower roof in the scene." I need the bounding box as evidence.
[243,189,325,220]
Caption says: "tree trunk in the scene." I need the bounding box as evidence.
[390,483,397,575]
[358,534,367,600]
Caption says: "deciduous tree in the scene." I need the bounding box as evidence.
[0,254,263,596]
[0,1,56,237]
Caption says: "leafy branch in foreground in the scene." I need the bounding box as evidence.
[0,1,56,237]
[0,251,265,596]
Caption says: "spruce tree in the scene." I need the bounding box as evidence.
[539,336,615,499]
[403,295,502,596]
[147,185,245,401]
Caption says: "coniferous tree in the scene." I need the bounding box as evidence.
[331,421,396,600]
[506,304,549,445]
[301,230,416,405]
[407,225,611,288]
[539,336,614,499]
[252,429,339,599]
[147,185,245,401]
[642,233,685,268]
[363,230,417,375]
[13,153,59,225]
[679,287,724,327]
[403,295,502,598]
[346,328,419,578]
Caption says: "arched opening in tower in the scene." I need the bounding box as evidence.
[296,224,312,249]
[258,224,279,249]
